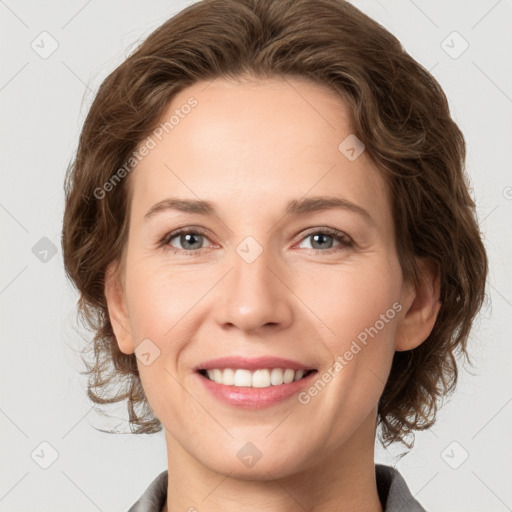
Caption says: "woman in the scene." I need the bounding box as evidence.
[61,0,488,510]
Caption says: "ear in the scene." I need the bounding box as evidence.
[104,261,135,355]
[395,257,441,352]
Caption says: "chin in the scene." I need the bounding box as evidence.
[208,457,306,482]
[193,440,317,481]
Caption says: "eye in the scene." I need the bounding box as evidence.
[160,226,354,255]
[161,228,213,254]
[297,228,354,252]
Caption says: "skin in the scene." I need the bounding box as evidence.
[105,76,440,512]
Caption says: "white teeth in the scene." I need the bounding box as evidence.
[204,368,310,387]
[270,368,284,385]
[234,369,252,387]
[222,368,235,385]
[283,368,295,384]
[252,369,271,388]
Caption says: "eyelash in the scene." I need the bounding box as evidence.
[159,226,355,255]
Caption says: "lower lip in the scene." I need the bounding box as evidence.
[196,371,317,409]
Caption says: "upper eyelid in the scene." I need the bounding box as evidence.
[300,226,352,239]
[295,228,354,248]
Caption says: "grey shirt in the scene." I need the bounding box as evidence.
[127,464,426,511]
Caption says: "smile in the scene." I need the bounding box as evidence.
[199,368,316,388]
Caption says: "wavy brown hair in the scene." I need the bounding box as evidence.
[61,0,488,450]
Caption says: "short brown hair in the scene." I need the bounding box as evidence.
[61,0,488,450]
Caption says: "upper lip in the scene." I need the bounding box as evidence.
[195,356,316,371]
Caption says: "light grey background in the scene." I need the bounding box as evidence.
[1,1,511,511]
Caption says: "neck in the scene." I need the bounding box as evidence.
[163,408,383,512]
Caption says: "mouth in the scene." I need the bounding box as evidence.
[193,355,319,408]
[197,368,318,388]
[196,367,319,409]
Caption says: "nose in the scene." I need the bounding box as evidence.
[213,243,294,335]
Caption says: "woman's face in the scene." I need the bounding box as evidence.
[107,76,421,478]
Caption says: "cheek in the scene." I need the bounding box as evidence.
[329,265,401,395]
[124,256,201,340]
[296,260,402,348]
[297,261,401,407]
[123,261,195,410]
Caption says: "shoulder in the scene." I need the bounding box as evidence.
[127,470,168,512]
[376,464,427,511]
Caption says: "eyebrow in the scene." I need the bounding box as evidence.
[144,196,374,225]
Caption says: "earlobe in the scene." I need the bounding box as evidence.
[395,258,441,352]
[104,261,135,355]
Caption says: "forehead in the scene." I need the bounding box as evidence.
[129,76,390,227]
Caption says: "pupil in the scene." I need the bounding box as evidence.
[182,233,202,250]
[312,234,332,249]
